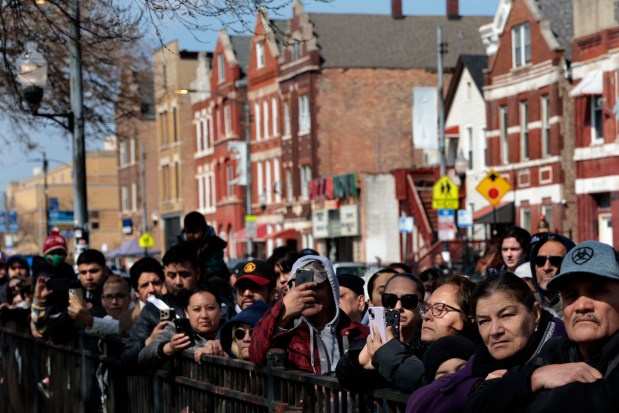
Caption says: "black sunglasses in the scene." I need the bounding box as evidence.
[534,255,563,267]
[381,293,419,310]
[233,327,253,341]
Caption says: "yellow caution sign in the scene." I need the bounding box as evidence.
[476,169,512,206]
[432,175,459,210]
[139,232,155,249]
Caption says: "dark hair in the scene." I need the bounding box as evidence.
[434,275,477,318]
[419,268,442,283]
[367,268,398,298]
[473,272,537,317]
[384,272,425,300]
[268,246,301,274]
[77,249,106,267]
[162,243,199,270]
[499,226,532,257]
[129,257,164,289]
[183,211,207,231]
[187,286,222,309]
[386,262,412,273]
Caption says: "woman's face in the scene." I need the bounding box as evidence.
[370,272,395,306]
[475,292,540,360]
[383,277,422,339]
[421,284,465,342]
[232,323,252,360]
[186,291,221,336]
[275,263,291,296]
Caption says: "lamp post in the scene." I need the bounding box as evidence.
[16,4,89,255]
[454,150,470,272]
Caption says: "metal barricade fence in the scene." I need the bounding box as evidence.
[0,326,409,413]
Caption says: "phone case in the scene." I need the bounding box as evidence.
[68,288,84,307]
[174,318,193,337]
[295,269,313,286]
[385,309,400,341]
[368,306,387,343]
[160,308,176,322]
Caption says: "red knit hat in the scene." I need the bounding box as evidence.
[43,229,68,256]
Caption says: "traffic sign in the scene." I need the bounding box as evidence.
[476,169,512,206]
[438,209,457,241]
[245,215,257,239]
[432,175,459,210]
[139,232,155,248]
[399,216,415,233]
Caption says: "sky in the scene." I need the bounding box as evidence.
[0,0,499,194]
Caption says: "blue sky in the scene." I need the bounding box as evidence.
[1,0,499,194]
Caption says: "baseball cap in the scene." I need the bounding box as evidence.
[548,240,619,290]
[337,273,365,296]
[236,260,275,287]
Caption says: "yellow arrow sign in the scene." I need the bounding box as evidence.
[139,232,155,249]
[432,175,459,210]
[476,169,512,206]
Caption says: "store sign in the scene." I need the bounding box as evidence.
[340,205,360,237]
[312,205,359,239]
[312,209,330,239]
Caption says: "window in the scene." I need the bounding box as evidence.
[273,158,281,203]
[131,183,138,212]
[541,95,551,156]
[207,112,214,152]
[226,165,234,198]
[591,96,604,143]
[256,41,265,69]
[198,173,205,210]
[129,138,136,164]
[500,105,509,164]
[159,110,168,145]
[207,172,216,212]
[195,112,203,153]
[265,160,272,204]
[300,165,312,201]
[263,100,270,139]
[293,41,299,61]
[174,162,180,200]
[121,185,129,211]
[520,207,531,232]
[218,53,225,83]
[284,101,291,136]
[224,104,232,137]
[298,94,310,134]
[254,103,262,141]
[512,23,531,68]
[520,101,529,160]
[481,126,487,168]
[467,126,474,170]
[256,161,263,205]
[172,107,178,142]
[119,140,128,166]
[162,165,170,200]
[286,168,293,202]
[543,205,553,231]
[272,97,279,136]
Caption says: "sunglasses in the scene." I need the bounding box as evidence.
[233,327,253,341]
[534,255,563,267]
[381,293,419,310]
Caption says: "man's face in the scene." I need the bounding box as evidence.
[338,286,365,323]
[78,263,108,291]
[561,276,619,360]
[184,227,204,243]
[8,261,27,278]
[101,282,131,319]
[534,241,567,290]
[235,279,271,310]
[501,237,525,271]
[163,261,199,298]
[135,272,164,303]
[301,279,334,320]
[274,263,291,296]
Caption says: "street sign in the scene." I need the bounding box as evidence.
[399,216,415,233]
[457,209,473,228]
[139,232,155,248]
[432,175,459,210]
[245,215,257,239]
[438,209,457,241]
[476,169,512,206]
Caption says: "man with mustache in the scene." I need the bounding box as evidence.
[466,240,619,412]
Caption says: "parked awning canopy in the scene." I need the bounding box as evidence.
[473,202,515,224]
[445,125,460,138]
[569,71,603,97]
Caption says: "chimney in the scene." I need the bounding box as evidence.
[447,0,459,19]
[392,0,403,20]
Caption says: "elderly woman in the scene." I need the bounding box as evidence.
[406,273,565,413]
[220,300,269,360]
[138,287,224,368]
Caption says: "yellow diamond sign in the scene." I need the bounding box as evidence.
[476,169,512,206]
[432,175,459,210]
[139,232,155,249]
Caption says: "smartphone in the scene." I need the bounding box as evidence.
[385,309,400,342]
[160,308,176,322]
[295,269,314,286]
[174,318,193,339]
[68,288,84,307]
[47,278,72,291]
[368,306,387,343]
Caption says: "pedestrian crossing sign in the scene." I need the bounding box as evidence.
[432,175,459,210]
[139,232,155,249]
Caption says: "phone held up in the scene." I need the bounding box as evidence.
[174,318,194,342]
[294,268,314,286]
[68,288,84,308]
[368,306,400,343]
[159,308,176,322]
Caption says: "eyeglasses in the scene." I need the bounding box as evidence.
[233,327,253,340]
[534,255,563,267]
[419,302,464,318]
[381,293,419,310]
[101,293,128,302]
[9,282,23,291]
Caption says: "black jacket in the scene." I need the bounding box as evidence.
[465,330,619,413]
[120,294,185,374]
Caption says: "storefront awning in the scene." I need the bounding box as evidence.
[265,228,299,240]
[445,125,460,138]
[473,202,515,224]
[234,225,267,242]
[569,71,603,97]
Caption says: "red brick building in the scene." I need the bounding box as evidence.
[481,0,576,237]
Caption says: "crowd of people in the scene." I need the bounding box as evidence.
[0,211,618,412]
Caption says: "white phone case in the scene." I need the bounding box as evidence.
[368,306,387,343]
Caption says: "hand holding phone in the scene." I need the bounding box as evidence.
[295,269,314,286]
[174,318,194,341]
[368,306,387,343]
[68,288,84,308]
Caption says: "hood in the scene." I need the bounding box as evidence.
[220,300,269,358]
[529,233,576,299]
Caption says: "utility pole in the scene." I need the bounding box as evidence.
[244,101,253,258]
[140,144,149,256]
[43,151,49,236]
[437,26,450,260]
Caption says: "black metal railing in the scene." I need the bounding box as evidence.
[0,326,409,413]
